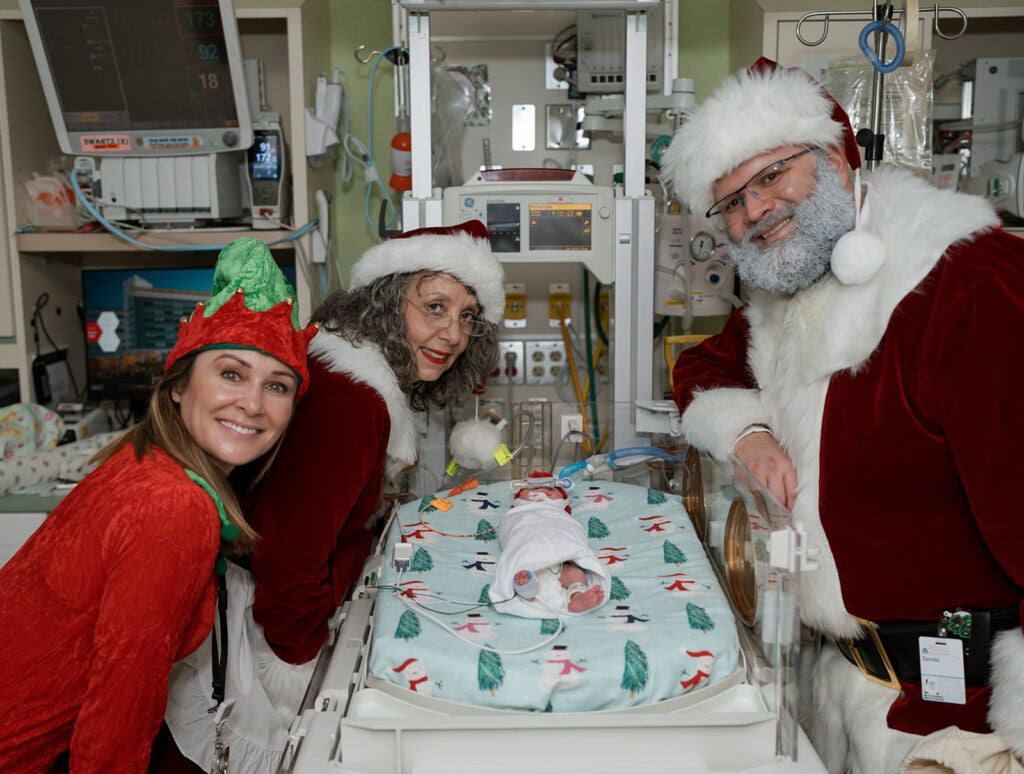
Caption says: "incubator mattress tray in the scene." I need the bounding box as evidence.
[367,478,740,712]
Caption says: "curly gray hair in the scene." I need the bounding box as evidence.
[312,271,499,411]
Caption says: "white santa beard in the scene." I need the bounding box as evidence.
[729,155,855,295]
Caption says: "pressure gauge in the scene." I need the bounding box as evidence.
[689,231,716,261]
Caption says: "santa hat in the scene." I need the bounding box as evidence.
[349,220,505,323]
[165,237,318,397]
[663,58,861,218]
[663,58,885,286]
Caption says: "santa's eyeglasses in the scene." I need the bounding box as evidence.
[705,149,814,219]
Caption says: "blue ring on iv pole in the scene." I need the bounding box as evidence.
[858,20,905,74]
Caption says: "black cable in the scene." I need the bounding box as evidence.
[31,293,82,400]
[592,280,609,346]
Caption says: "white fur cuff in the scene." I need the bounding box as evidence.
[680,387,768,460]
[988,627,1024,759]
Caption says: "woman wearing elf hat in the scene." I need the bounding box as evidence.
[0,238,316,773]
[161,220,503,772]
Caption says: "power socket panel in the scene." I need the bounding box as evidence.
[525,339,566,386]
[492,341,525,385]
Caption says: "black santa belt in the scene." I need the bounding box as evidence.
[834,607,1021,691]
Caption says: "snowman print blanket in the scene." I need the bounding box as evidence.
[367,478,740,712]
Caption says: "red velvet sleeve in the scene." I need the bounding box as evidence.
[671,307,756,413]
[250,373,390,664]
[72,480,218,772]
[932,236,1024,621]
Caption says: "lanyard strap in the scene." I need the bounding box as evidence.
[210,571,229,704]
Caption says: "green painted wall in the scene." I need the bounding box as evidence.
[328,0,395,282]
[676,1,732,100]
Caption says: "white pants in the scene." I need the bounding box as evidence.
[164,563,317,773]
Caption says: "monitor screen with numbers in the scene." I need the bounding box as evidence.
[19,0,252,157]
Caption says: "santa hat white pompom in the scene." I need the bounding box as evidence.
[829,168,886,285]
[449,419,502,469]
[830,229,886,285]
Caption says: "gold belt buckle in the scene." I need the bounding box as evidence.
[845,617,901,691]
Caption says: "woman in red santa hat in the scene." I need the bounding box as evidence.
[0,238,316,773]
[160,221,503,772]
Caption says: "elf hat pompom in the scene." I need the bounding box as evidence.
[348,220,505,324]
[165,237,319,397]
[662,57,862,220]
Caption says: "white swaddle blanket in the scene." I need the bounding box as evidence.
[489,498,611,619]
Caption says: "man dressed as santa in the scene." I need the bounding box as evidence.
[664,58,1024,772]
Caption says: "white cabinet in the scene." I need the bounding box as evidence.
[0,0,331,405]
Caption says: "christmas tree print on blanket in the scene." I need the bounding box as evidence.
[610,576,631,601]
[621,639,649,697]
[475,519,497,542]
[588,516,610,539]
[410,546,433,572]
[478,649,505,696]
[686,601,715,633]
[540,618,560,635]
[647,488,667,504]
[394,610,421,641]
[663,540,687,565]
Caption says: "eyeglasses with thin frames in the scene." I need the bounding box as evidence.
[405,297,490,337]
[705,149,814,219]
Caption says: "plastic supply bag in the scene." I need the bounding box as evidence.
[24,171,80,230]
[824,49,936,179]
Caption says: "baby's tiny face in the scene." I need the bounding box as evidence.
[517,486,561,502]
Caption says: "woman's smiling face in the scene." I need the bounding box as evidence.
[172,348,296,474]
[402,273,478,382]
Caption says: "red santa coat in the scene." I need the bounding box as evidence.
[673,166,1024,769]
[249,331,419,665]
[0,444,219,773]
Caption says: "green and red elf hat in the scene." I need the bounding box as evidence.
[165,237,319,397]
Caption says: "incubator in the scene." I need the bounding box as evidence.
[276,401,826,773]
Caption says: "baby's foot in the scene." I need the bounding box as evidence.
[568,585,604,613]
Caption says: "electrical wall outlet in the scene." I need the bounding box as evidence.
[525,339,566,386]
[560,413,583,441]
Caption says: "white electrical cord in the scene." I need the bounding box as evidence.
[393,569,565,655]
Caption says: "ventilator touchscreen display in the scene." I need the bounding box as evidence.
[528,202,592,251]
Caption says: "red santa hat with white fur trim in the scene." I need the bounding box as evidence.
[348,220,505,323]
[662,58,885,286]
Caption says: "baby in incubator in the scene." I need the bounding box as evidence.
[490,472,610,618]
[510,487,605,613]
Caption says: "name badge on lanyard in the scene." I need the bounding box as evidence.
[918,637,966,704]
